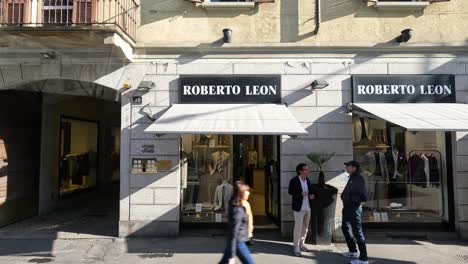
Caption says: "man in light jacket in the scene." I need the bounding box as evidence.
[288,163,316,257]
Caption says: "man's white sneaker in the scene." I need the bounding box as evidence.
[293,247,302,257]
[300,244,311,252]
[342,251,359,258]
[350,259,369,264]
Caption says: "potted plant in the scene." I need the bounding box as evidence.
[306,152,335,187]
[306,152,338,245]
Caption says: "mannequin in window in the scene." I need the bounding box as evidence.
[205,150,231,204]
[248,149,258,168]
[213,180,234,211]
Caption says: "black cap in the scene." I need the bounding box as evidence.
[344,160,360,168]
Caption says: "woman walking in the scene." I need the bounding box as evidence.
[219,181,255,264]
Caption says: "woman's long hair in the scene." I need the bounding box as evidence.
[230,181,250,207]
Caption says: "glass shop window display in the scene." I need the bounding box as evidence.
[59,118,98,195]
[181,134,233,223]
[352,114,448,224]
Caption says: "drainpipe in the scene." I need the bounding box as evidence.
[314,0,321,34]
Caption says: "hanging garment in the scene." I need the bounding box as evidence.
[428,155,440,183]
[65,154,79,185]
[392,150,399,180]
[248,150,258,167]
[421,155,430,188]
[360,151,376,177]
[385,151,396,180]
[409,154,426,187]
[397,152,408,182]
[213,182,234,211]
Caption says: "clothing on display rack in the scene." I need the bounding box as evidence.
[248,150,258,167]
[184,182,200,205]
[408,152,440,187]
[213,181,234,211]
[64,154,79,185]
[428,155,440,183]
[360,151,376,176]
[372,129,388,145]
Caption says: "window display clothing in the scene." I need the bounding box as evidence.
[422,155,430,188]
[198,151,232,204]
[428,155,440,183]
[64,154,79,185]
[359,151,376,177]
[213,182,233,211]
[209,151,231,180]
[360,151,389,208]
[409,153,440,187]
[248,150,258,167]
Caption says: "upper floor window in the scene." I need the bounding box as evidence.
[42,0,93,24]
[0,0,27,24]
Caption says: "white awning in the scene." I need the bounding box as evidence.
[353,103,468,131]
[144,104,308,135]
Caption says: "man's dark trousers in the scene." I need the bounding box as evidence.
[342,206,367,261]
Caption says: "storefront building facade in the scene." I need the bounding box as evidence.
[119,55,468,240]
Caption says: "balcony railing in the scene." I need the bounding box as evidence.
[0,0,137,41]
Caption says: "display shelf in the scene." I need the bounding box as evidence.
[353,144,390,149]
[193,145,231,148]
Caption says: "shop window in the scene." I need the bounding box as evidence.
[59,117,98,196]
[181,134,234,223]
[180,134,281,225]
[353,114,448,224]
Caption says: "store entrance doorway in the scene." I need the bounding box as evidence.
[233,135,280,229]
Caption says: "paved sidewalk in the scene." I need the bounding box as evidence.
[0,188,466,264]
[0,234,467,264]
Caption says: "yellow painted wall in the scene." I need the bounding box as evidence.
[137,0,468,46]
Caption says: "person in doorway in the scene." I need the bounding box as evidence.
[341,160,369,264]
[288,163,316,257]
[219,181,255,264]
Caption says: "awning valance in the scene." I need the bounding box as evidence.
[144,104,308,135]
[353,103,468,131]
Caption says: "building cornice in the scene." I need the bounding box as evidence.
[133,42,468,59]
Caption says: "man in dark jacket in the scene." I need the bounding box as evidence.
[341,160,368,264]
[288,163,316,257]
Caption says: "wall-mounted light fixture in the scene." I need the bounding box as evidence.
[137,81,155,91]
[223,28,232,43]
[310,79,329,90]
[40,51,56,60]
[397,29,413,43]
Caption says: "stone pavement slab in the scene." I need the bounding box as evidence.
[0,235,467,264]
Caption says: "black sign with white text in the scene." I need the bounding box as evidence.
[352,75,455,103]
[180,75,281,103]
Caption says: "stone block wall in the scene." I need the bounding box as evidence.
[119,57,468,239]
